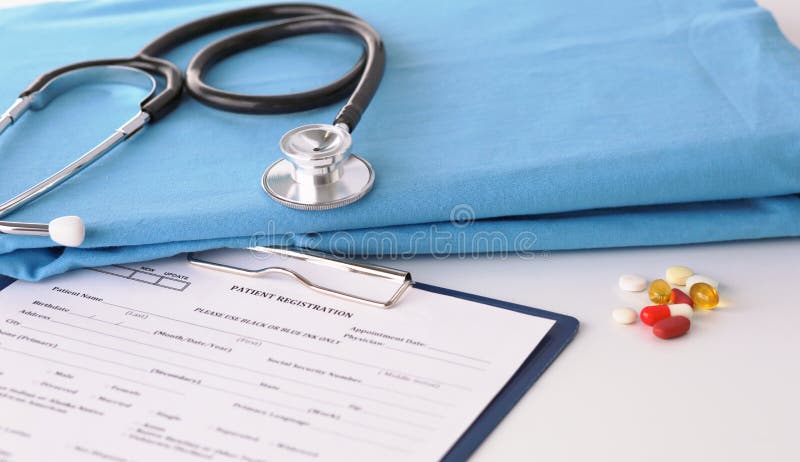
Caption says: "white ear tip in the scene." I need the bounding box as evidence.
[48,216,85,247]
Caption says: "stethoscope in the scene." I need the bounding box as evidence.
[0,3,384,247]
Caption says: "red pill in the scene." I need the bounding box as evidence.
[669,288,694,308]
[640,304,692,326]
[641,305,671,325]
[653,316,691,339]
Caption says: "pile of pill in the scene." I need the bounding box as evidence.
[613,266,720,340]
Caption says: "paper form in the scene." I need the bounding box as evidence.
[0,255,554,462]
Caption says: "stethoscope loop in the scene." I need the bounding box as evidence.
[184,15,369,114]
[183,13,384,130]
[0,3,385,247]
[177,10,384,210]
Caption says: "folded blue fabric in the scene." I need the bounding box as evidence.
[1,0,799,280]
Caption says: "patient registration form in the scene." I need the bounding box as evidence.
[0,255,554,462]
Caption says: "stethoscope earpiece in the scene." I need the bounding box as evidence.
[0,65,165,247]
[262,123,374,210]
[0,215,85,247]
[47,216,86,247]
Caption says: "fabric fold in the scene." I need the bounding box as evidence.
[1,0,799,280]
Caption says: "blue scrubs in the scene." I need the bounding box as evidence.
[1,0,799,280]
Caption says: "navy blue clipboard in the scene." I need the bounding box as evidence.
[413,283,579,461]
[0,275,578,461]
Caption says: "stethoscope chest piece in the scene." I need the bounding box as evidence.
[262,124,374,210]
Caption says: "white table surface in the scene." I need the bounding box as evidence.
[3,1,799,461]
[400,238,799,461]
[404,3,800,460]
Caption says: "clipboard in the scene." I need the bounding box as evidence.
[0,247,578,461]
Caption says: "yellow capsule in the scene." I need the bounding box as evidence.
[690,282,719,309]
[648,279,671,304]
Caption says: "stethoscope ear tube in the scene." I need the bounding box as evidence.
[18,57,183,122]
[0,60,181,247]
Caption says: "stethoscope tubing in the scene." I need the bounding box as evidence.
[138,2,384,131]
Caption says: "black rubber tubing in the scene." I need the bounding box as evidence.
[138,3,385,131]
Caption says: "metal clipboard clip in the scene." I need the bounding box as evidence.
[187,247,414,309]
